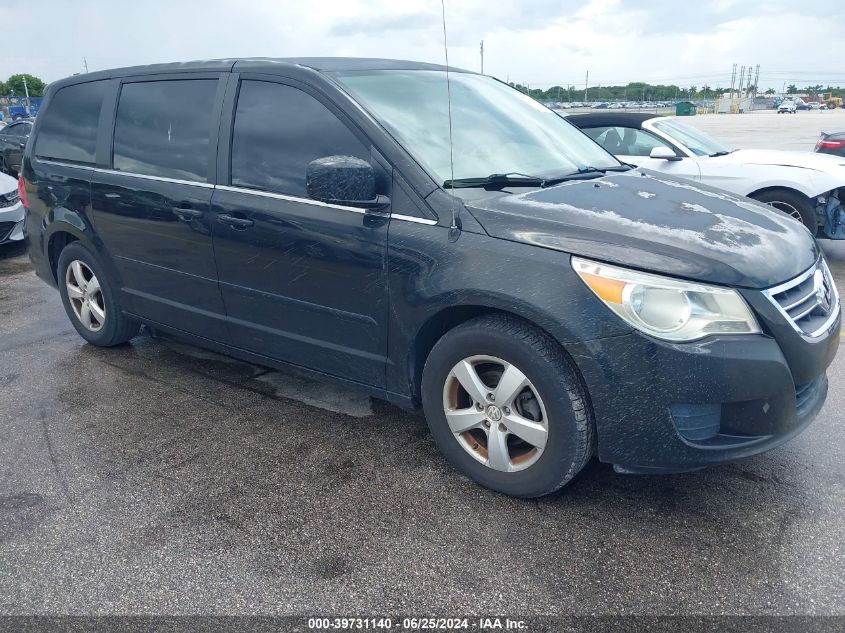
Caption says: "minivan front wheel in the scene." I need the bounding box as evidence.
[57,242,141,346]
[422,315,594,497]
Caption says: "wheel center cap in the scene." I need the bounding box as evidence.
[485,404,503,422]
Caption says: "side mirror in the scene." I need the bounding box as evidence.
[650,146,682,161]
[306,156,390,211]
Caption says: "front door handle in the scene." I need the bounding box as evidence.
[218,214,254,230]
[172,206,203,222]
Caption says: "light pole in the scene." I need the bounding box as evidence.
[23,76,31,116]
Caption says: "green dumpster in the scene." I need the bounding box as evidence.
[675,101,696,116]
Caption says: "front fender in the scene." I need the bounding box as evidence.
[385,224,632,399]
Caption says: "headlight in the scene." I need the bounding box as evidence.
[572,257,760,342]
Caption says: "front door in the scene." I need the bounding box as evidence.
[90,76,230,341]
[211,78,390,387]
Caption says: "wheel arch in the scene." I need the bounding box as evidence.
[747,184,814,202]
[407,303,590,407]
[47,229,79,283]
[44,217,120,287]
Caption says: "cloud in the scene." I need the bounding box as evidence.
[1,0,843,92]
[331,12,439,37]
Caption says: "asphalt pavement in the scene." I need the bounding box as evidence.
[1,171,845,616]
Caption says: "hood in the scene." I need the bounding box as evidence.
[721,149,845,173]
[466,169,818,289]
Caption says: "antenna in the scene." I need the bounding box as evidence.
[440,0,460,238]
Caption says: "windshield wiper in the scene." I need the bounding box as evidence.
[709,150,733,157]
[444,165,633,190]
[541,164,633,186]
[443,172,547,189]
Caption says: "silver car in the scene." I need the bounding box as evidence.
[0,171,24,246]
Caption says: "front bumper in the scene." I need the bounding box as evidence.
[0,200,24,244]
[567,309,840,473]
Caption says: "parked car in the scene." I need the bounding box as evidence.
[0,170,24,247]
[20,58,839,497]
[808,102,827,111]
[816,131,845,158]
[795,98,810,111]
[568,112,845,237]
[0,118,33,175]
[778,100,797,114]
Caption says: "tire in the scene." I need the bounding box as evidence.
[57,242,141,346]
[751,189,818,235]
[421,314,595,498]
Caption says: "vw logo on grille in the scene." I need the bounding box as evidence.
[814,269,832,313]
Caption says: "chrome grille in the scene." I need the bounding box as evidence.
[0,189,19,208]
[764,260,839,338]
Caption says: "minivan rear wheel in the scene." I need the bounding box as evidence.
[421,315,594,497]
[57,242,141,346]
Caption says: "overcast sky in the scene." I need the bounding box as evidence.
[4,0,844,91]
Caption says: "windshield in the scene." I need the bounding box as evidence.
[330,70,620,185]
[652,118,732,157]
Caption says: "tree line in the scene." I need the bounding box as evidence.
[2,73,843,102]
[0,74,46,97]
[509,81,845,102]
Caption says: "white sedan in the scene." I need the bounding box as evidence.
[0,171,24,247]
[568,112,845,239]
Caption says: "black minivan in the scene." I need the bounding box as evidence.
[21,58,840,497]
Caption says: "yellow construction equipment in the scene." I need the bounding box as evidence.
[822,93,843,109]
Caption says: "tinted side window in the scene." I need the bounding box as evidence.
[34,80,106,163]
[231,80,368,197]
[113,79,218,182]
[584,126,672,157]
[616,127,672,157]
[4,124,22,137]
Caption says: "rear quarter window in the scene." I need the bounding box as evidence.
[35,80,107,164]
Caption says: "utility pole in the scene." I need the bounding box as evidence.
[479,40,484,75]
[83,57,89,73]
[23,75,31,116]
[737,66,746,103]
[729,63,737,99]
[584,70,589,102]
[750,64,760,111]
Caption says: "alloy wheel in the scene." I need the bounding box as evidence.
[65,260,106,332]
[442,355,548,472]
[765,200,803,223]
